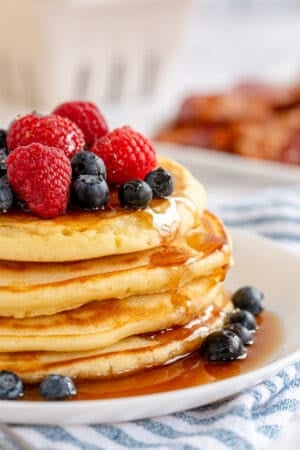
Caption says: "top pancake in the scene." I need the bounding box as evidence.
[0,210,231,317]
[0,157,206,262]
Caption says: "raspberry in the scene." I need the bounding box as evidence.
[91,126,157,185]
[6,114,39,150]
[7,114,85,159]
[7,143,71,219]
[53,101,108,146]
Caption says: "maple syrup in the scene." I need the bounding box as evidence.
[22,310,284,401]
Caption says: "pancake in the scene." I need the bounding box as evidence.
[0,211,231,317]
[0,276,223,352]
[0,158,206,262]
[0,289,231,383]
[0,152,234,384]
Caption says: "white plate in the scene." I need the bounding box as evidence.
[1,229,299,424]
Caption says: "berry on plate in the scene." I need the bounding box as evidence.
[71,174,109,210]
[7,114,85,159]
[7,143,72,219]
[91,126,157,185]
[0,370,23,400]
[232,286,264,316]
[53,101,108,146]
[227,309,257,332]
[145,167,174,198]
[39,374,77,400]
[223,323,253,346]
[119,179,153,210]
[71,151,106,180]
[201,329,246,362]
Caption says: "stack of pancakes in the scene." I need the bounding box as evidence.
[0,158,232,383]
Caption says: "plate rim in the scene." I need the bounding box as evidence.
[1,350,299,412]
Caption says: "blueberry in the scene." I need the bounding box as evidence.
[71,174,109,210]
[145,167,174,198]
[227,309,257,332]
[224,323,253,346]
[71,151,106,180]
[232,286,264,316]
[201,329,246,361]
[0,129,7,150]
[0,176,13,213]
[119,179,153,209]
[0,148,7,177]
[39,374,77,400]
[0,370,23,399]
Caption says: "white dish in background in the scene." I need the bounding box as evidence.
[0,229,299,424]
[157,143,300,206]
[0,0,192,109]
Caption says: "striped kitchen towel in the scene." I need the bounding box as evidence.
[8,185,300,450]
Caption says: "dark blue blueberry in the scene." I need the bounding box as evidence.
[145,167,174,198]
[0,370,23,399]
[0,129,7,150]
[224,323,253,346]
[232,286,264,316]
[71,151,106,180]
[39,374,77,400]
[0,176,13,213]
[227,309,257,332]
[71,174,109,210]
[0,148,8,177]
[119,179,152,209]
[201,329,246,362]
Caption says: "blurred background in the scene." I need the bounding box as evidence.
[0,2,299,107]
[1,0,300,168]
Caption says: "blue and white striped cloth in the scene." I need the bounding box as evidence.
[8,185,300,450]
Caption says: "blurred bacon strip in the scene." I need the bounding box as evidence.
[154,81,300,166]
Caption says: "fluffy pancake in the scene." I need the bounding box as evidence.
[0,289,231,383]
[0,158,205,262]
[0,211,231,317]
[0,276,223,352]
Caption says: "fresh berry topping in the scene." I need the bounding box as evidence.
[201,329,246,362]
[71,151,106,180]
[0,176,13,213]
[232,286,264,316]
[7,114,85,159]
[0,370,23,400]
[7,143,71,219]
[39,374,77,400]
[6,114,39,148]
[145,167,174,198]
[227,309,257,332]
[53,101,108,146]
[0,148,8,177]
[71,174,109,210]
[223,323,253,346]
[91,126,157,185]
[119,179,153,210]
[0,129,7,150]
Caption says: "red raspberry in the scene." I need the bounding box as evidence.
[7,143,71,219]
[91,126,157,185]
[53,101,109,146]
[7,114,85,159]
